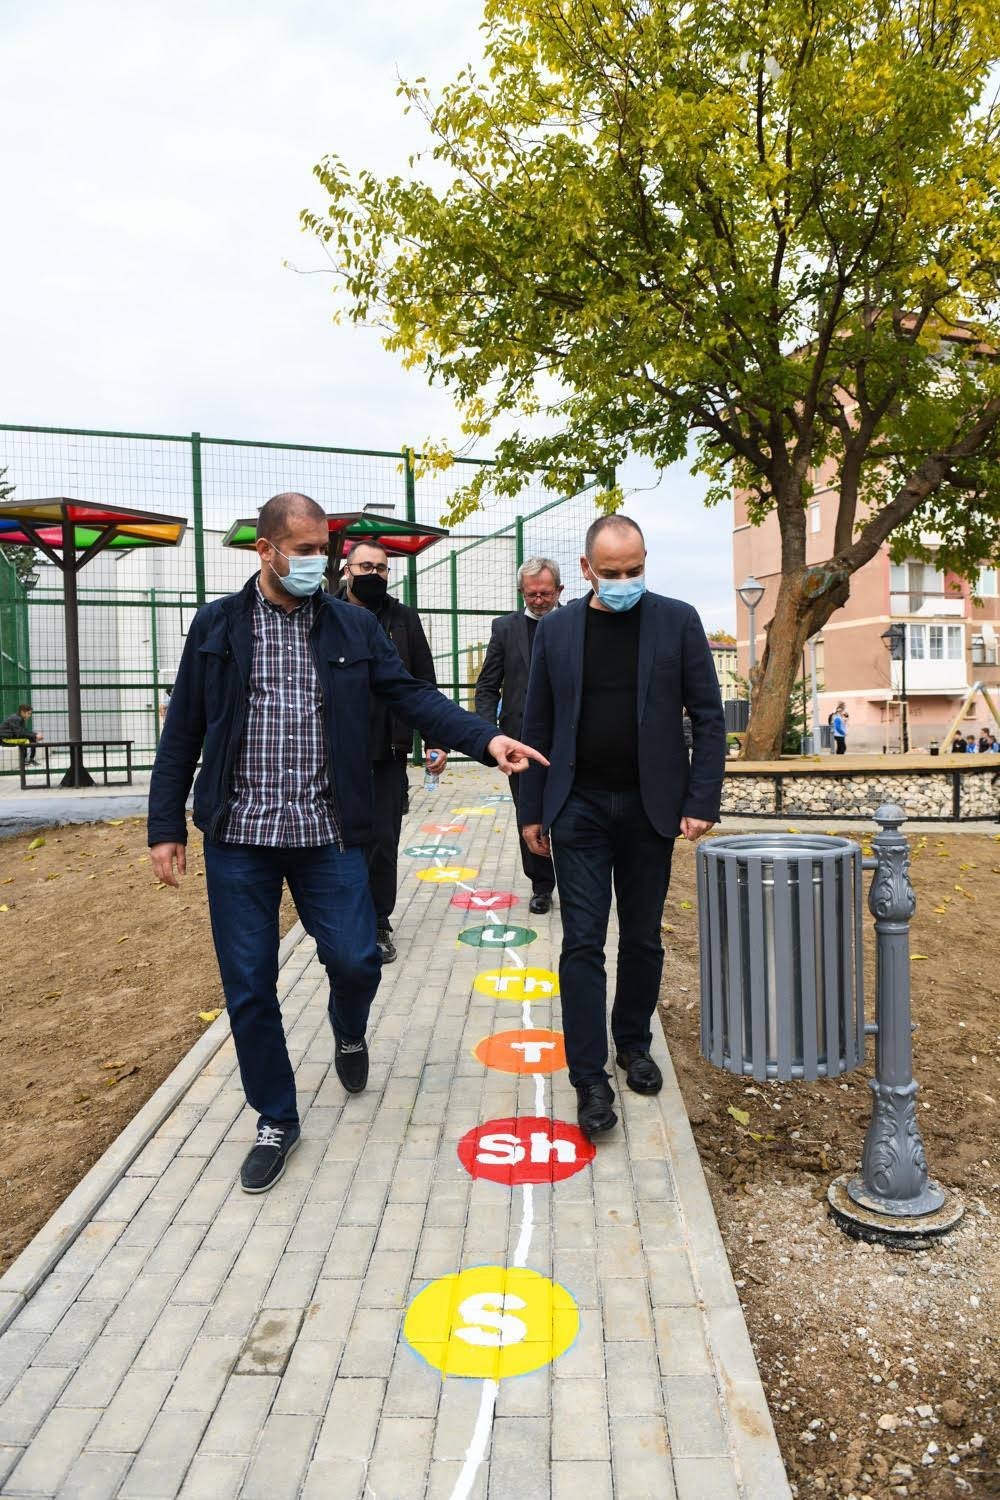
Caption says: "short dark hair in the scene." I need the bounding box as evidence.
[584,514,645,559]
[17,703,31,714]
[348,539,389,561]
[256,492,327,543]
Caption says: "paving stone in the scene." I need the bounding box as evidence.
[80,1245,150,1301]
[606,1340,663,1416]
[551,1378,609,1461]
[673,1456,741,1500]
[601,1277,654,1342]
[646,1247,698,1306]
[88,1368,175,1451]
[133,1302,207,1373]
[11,1276,89,1334]
[163,1334,242,1413]
[3,1404,100,1493]
[261,1251,324,1310]
[199,1373,278,1455]
[663,1374,728,1457]
[171,1247,238,1305]
[57,1447,134,1500]
[299,1457,367,1499]
[201,1275,268,1339]
[0,1444,23,1487]
[60,1334,142,1408]
[653,1307,714,1378]
[338,1306,401,1377]
[319,1223,377,1279]
[234,1308,304,1375]
[313,1377,384,1461]
[272,1338,341,1414]
[358,1249,415,1308]
[0,1364,72,1444]
[383,1341,442,1419]
[177,1453,248,1500]
[143,1223,206,1277]
[488,1415,550,1499]
[33,1300,116,1368]
[102,1273,176,1340]
[56,1221,126,1276]
[119,1410,209,1498]
[240,1412,318,1500]
[298,1279,361,1343]
[551,1460,613,1500]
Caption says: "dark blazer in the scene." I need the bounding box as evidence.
[517,592,726,838]
[148,576,497,850]
[336,588,437,756]
[475,610,536,738]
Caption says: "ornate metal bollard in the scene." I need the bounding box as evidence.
[827,805,963,1242]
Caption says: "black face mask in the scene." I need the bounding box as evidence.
[350,572,389,610]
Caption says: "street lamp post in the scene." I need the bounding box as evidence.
[809,632,824,750]
[881,623,909,752]
[737,575,765,683]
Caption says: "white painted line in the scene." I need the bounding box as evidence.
[534,1073,546,1115]
[512,1185,534,1269]
[448,1378,499,1500]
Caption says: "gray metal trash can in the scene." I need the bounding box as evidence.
[696,834,864,1082]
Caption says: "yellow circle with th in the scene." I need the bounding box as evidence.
[415,866,479,883]
[404,1265,579,1379]
[452,806,494,815]
[473,966,560,1002]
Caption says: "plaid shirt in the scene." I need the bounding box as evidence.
[220,582,340,848]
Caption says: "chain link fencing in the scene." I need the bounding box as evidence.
[0,423,602,770]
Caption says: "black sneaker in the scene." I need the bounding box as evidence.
[615,1049,663,1095]
[239,1121,300,1194]
[576,1080,618,1139]
[376,927,397,964]
[335,1033,369,1094]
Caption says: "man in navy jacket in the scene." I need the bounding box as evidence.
[148,492,544,1194]
[519,515,725,1139]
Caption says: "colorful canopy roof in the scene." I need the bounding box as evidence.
[222,512,448,557]
[0,497,187,554]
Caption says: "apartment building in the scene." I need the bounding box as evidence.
[709,640,739,698]
[733,484,1000,753]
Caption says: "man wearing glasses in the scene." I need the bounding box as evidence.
[476,557,564,913]
[339,539,444,963]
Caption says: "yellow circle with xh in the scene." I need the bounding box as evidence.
[403,1265,579,1379]
[415,866,479,883]
[473,967,560,1002]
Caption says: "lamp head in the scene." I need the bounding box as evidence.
[737,575,765,610]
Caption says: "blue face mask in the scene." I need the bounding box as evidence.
[269,547,327,598]
[591,572,646,612]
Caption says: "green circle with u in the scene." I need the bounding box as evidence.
[457,924,537,949]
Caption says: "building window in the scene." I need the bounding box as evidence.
[946,625,964,660]
[891,559,945,599]
[809,503,821,534]
[909,625,925,659]
[928,625,943,660]
[976,566,998,597]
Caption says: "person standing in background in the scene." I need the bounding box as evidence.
[339,539,444,963]
[831,703,848,755]
[475,557,563,913]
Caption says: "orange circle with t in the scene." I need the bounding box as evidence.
[474,1028,567,1074]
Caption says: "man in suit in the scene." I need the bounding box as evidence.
[519,515,726,1140]
[475,557,563,914]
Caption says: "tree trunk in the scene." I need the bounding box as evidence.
[741,570,832,760]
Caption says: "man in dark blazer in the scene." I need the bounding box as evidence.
[475,557,563,913]
[519,515,726,1140]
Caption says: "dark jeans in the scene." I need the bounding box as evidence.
[550,787,674,1086]
[834,737,847,755]
[367,755,409,928]
[511,767,555,895]
[204,839,380,1129]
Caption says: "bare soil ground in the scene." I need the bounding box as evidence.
[0,819,294,1276]
[661,830,999,1500]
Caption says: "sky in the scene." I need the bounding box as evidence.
[1,0,735,629]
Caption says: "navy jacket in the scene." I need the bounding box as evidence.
[147,576,497,849]
[518,592,726,837]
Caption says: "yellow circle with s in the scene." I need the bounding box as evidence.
[473,967,560,1001]
[415,866,479,883]
[403,1265,579,1379]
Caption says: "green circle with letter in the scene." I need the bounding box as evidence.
[457,924,537,950]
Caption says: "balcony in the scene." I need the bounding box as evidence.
[890,659,968,694]
[889,591,964,619]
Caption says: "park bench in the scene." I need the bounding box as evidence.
[14,739,134,790]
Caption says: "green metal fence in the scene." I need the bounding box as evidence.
[0,423,601,771]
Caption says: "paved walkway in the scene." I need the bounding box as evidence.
[0,769,789,1499]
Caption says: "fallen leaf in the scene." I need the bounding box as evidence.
[933,906,947,914]
[42,990,61,1001]
[911,954,929,961]
[786,825,801,833]
[727,1105,751,1127]
[102,1059,126,1069]
[679,900,693,910]
[198,1008,223,1024]
[28,836,45,850]
[105,818,124,826]
[0,904,9,912]
[116,935,129,944]
[1,877,13,885]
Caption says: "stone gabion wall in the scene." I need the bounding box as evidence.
[720,770,999,821]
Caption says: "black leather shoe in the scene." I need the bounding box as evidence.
[240,1122,300,1194]
[576,1081,618,1139]
[528,891,552,914]
[615,1049,663,1095]
[376,927,397,963]
[335,1033,369,1094]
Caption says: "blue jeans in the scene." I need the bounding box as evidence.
[204,840,380,1128]
[550,788,674,1086]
